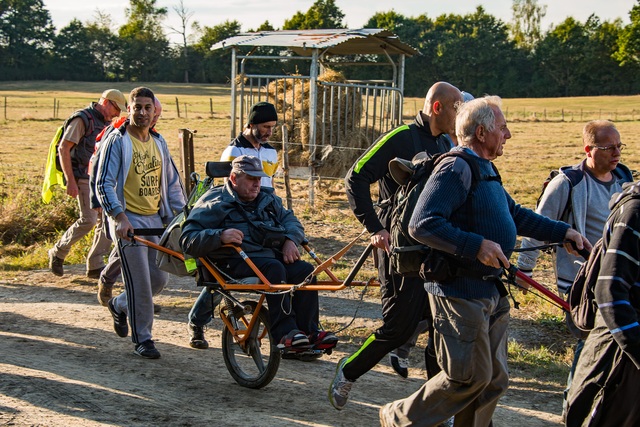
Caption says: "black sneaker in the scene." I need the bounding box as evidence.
[389,353,409,378]
[48,249,64,277]
[188,323,209,349]
[134,340,161,359]
[108,298,128,338]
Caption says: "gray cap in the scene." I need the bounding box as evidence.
[461,91,475,102]
[231,155,269,178]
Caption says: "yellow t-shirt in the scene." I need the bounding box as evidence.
[124,134,162,215]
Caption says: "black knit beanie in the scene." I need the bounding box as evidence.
[248,102,278,125]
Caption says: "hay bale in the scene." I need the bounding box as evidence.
[267,69,368,177]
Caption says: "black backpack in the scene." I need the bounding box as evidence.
[569,191,640,331]
[388,150,496,277]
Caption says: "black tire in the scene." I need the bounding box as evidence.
[221,300,281,389]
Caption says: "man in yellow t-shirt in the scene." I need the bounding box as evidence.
[95,87,186,359]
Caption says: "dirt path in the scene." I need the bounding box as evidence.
[0,265,563,426]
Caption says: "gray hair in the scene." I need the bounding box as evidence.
[456,95,503,146]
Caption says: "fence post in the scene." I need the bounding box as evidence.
[175,97,181,118]
[210,98,213,117]
[4,96,6,120]
[184,103,188,119]
[53,98,56,118]
[178,128,196,193]
[561,109,564,121]
[282,125,292,210]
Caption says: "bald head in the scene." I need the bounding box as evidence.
[422,82,463,136]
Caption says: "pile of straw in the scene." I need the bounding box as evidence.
[266,69,369,178]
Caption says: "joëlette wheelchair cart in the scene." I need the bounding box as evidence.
[130,161,378,389]
[130,162,585,389]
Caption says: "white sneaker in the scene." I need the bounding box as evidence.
[389,352,409,378]
[328,357,354,410]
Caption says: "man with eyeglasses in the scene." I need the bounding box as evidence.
[517,119,633,420]
[48,89,127,279]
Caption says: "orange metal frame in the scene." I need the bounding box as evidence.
[131,233,377,352]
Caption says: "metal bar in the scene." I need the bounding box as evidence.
[515,269,569,312]
[337,85,342,141]
[230,48,238,138]
[308,49,319,207]
[329,85,335,146]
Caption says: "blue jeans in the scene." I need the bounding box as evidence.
[188,287,222,327]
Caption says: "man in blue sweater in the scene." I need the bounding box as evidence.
[379,96,590,427]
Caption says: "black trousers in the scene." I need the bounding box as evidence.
[343,249,436,380]
[228,256,320,343]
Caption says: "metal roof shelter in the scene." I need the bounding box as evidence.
[212,28,420,57]
[211,29,419,204]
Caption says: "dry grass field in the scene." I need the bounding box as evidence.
[1,81,640,425]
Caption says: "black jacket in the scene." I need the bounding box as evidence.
[344,113,451,233]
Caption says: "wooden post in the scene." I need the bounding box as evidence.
[561,109,564,121]
[175,97,181,118]
[57,100,60,118]
[282,125,292,210]
[209,98,213,117]
[53,98,56,118]
[4,96,6,120]
[184,103,187,119]
[178,128,196,193]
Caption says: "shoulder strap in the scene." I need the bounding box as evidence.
[433,150,501,190]
[432,151,501,232]
[556,166,584,223]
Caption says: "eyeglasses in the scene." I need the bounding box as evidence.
[590,143,626,152]
[108,100,121,114]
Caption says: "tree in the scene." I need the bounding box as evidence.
[534,17,591,96]
[85,10,124,81]
[0,0,55,79]
[425,8,522,97]
[168,0,195,83]
[118,0,169,81]
[615,1,640,67]
[510,0,547,50]
[283,0,345,30]
[53,19,104,80]
[192,20,241,83]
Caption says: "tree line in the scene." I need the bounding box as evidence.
[2,0,640,98]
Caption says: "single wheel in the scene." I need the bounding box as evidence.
[221,300,281,389]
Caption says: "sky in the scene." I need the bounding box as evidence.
[43,0,636,45]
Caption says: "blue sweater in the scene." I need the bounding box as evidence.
[409,147,570,299]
